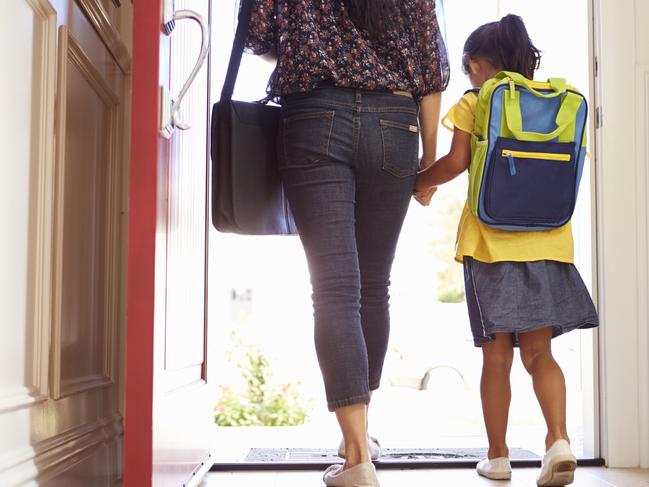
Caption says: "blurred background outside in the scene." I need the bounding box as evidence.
[207,0,597,462]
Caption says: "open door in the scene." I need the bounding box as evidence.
[124,1,213,485]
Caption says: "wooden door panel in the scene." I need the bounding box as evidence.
[54,27,120,399]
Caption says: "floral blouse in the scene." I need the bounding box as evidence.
[245,0,450,100]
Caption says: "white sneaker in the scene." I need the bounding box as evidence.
[537,439,577,486]
[337,436,381,461]
[476,457,512,480]
[323,462,379,487]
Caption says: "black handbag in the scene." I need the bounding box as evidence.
[211,0,297,235]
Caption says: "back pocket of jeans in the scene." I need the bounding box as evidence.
[380,119,420,178]
[281,111,335,167]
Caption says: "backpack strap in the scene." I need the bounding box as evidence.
[503,90,583,142]
[495,71,566,98]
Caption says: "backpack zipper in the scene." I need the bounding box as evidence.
[501,150,571,177]
[501,149,571,161]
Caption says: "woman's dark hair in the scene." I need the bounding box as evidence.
[463,14,541,79]
[343,0,399,39]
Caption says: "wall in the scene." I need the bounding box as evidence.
[0,0,132,484]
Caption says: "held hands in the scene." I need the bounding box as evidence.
[413,158,438,206]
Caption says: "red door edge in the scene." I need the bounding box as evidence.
[124,0,162,484]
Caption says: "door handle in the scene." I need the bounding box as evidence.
[160,4,210,138]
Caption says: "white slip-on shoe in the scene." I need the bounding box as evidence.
[537,439,577,486]
[476,457,512,480]
[323,462,379,487]
[337,436,381,461]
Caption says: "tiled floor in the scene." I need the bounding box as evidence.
[202,467,649,487]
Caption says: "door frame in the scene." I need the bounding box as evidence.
[123,0,649,480]
[592,0,649,469]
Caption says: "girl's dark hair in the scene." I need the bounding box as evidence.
[344,0,398,39]
[463,14,541,79]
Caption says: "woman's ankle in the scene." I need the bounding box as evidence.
[334,403,370,468]
[487,445,509,459]
[545,432,570,450]
[343,446,370,468]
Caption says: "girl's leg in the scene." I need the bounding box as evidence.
[481,333,515,459]
[518,327,569,449]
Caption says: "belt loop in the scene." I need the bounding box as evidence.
[355,90,362,104]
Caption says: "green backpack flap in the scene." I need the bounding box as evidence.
[467,71,588,231]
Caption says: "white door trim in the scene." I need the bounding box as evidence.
[593,0,649,469]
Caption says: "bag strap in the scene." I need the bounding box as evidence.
[503,89,582,142]
[495,71,567,99]
[220,0,254,103]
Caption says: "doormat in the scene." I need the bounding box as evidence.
[245,447,539,463]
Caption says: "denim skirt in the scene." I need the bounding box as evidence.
[464,257,599,347]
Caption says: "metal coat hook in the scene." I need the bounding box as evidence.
[160,2,210,138]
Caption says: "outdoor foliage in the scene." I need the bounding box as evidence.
[429,185,466,303]
[214,347,309,427]
[437,266,465,303]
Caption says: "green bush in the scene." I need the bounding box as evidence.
[214,347,308,427]
[437,286,465,304]
[437,262,465,303]
[428,186,466,303]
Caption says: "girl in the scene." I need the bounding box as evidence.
[414,14,599,487]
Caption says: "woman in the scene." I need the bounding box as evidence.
[245,1,449,485]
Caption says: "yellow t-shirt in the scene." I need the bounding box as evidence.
[443,92,574,264]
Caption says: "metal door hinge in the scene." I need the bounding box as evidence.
[162,0,176,34]
[160,87,174,139]
[595,106,604,129]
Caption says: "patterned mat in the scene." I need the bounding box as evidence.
[245,447,540,463]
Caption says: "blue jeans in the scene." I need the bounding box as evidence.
[279,87,419,411]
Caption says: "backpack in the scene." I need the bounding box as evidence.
[467,71,588,231]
